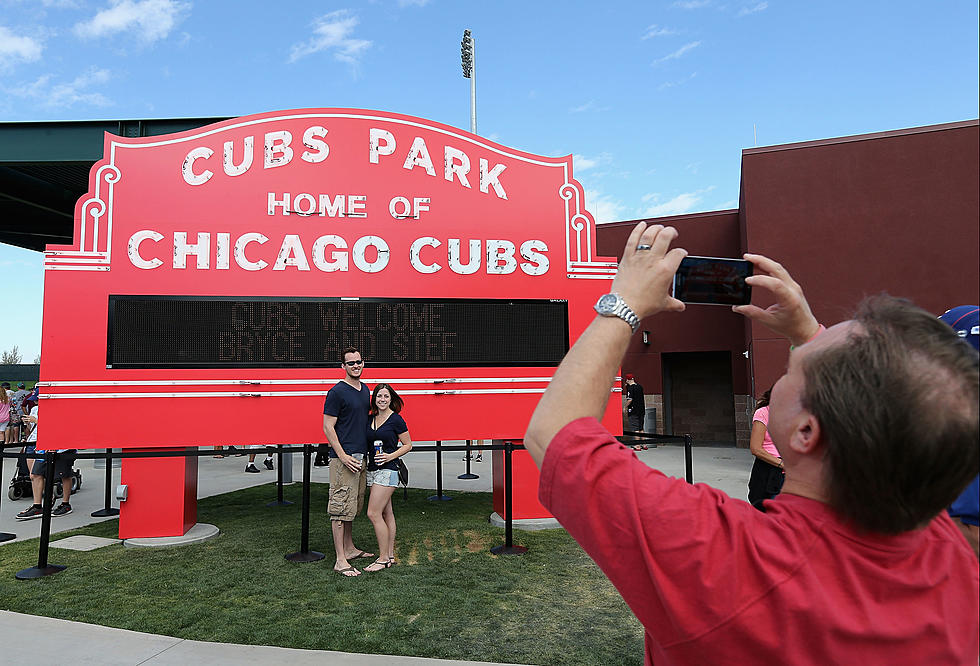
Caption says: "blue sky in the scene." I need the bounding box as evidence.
[1,0,978,362]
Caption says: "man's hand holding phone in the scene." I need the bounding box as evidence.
[732,253,820,346]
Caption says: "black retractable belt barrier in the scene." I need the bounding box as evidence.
[458,439,479,480]
[490,440,527,556]
[285,444,324,563]
[684,434,693,484]
[427,440,452,501]
[16,450,67,579]
[267,445,293,507]
[0,446,16,543]
[91,448,120,517]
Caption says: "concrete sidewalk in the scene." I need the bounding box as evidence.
[0,610,518,665]
[0,441,754,665]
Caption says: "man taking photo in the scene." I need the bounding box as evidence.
[525,223,979,664]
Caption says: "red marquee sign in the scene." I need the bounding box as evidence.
[39,108,620,535]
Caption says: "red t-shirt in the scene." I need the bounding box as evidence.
[539,417,980,665]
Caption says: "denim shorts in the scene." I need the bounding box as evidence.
[366,468,399,488]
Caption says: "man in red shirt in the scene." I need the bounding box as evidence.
[525,222,979,664]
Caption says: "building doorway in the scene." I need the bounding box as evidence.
[662,351,735,446]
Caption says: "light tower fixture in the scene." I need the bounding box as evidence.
[460,29,476,134]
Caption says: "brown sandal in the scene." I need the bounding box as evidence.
[364,558,393,572]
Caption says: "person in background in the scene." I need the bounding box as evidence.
[939,305,980,557]
[0,385,10,442]
[624,374,647,451]
[524,222,978,664]
[463,439,483,463]
[746,387,784,509]
[363,383,413,572]
[244,446,275,473]
[15,403,77,519]
[3,382,20,445]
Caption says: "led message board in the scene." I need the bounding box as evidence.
[106,296,569,368]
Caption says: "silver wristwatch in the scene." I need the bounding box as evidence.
[594,293,640,333]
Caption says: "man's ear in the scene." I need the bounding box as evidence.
[788,413,822,454]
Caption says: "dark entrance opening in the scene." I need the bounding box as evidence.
[662,351,735,446]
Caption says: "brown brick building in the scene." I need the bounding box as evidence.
[597,120,979,447]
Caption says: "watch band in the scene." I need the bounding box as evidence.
[595,293,641,333]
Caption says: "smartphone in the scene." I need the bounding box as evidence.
[672,256,753,306]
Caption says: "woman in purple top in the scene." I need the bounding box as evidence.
[747,388,785,509]
[362,383,413,572]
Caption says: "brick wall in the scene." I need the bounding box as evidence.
[734,394,755,448]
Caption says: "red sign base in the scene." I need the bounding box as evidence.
[491,442,553,520]
[119,448,198,539]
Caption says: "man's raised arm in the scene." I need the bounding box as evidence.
[524,223,687,467]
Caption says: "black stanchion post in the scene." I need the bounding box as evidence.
[458,439,478,480]
[267,444,294,507]
[17,450,67,579]
[427,440,452,501]
[684,434,693,484]
[285,444,324,563]
[0,446,16,542]
[91,448,120,517]
[491,441,527,556]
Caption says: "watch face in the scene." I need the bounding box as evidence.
[596,293,619,314]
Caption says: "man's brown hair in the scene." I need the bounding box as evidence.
[341,347,360,364]
[801,295,979,534]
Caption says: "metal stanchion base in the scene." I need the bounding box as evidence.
[457,472,479,480]
[427,494,453,501]
[490,545,528,556]
[266,499,295,507]
[285,550,325,563]
[91,507,120,517]
[0,532,15,543]
[16,564,67,579]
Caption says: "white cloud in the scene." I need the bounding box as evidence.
[658,71,697,90]
[397,0,430,6]
[0,26,43,68]
[653,40,701,65]
[573,154,599,171]
[642,24,676,39]
[738,2,768,16]
[672,0,710,8]
[642,186,715,217]
[73,0,189,43]
[6,67,112,109]
[569,99,611,113]
[289,10,372,65]
[586,189,629,225]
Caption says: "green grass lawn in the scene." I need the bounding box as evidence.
[0,484,643,665]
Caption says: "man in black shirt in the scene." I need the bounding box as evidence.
[624,374,646,450]
[323,347,374,576]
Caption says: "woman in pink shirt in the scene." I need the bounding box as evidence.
[747,388,784,509]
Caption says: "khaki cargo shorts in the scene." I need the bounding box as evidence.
[328,455,366,521]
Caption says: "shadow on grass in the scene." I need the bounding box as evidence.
[0,483,643,665]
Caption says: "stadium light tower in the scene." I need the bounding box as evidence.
[461,29,476,134]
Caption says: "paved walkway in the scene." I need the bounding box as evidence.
[0,441,754,664]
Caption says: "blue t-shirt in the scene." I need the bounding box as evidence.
[322,381,370,457]
[366,412,408,471]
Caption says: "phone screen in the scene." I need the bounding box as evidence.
[673,256,752,306]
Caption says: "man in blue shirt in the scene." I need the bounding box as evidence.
[322,347,374,576]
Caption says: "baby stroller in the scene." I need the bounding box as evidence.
[8,445,83,501]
